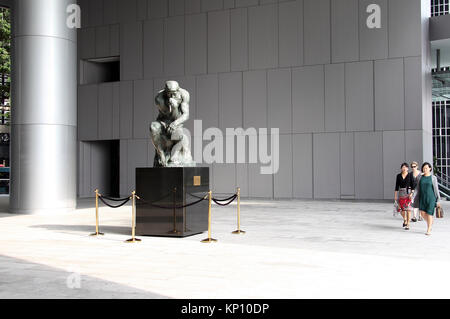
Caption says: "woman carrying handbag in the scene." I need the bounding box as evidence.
[412,163,441,236]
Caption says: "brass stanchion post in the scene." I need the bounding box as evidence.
[90,189,104,236]
[125,191,141,243]
[168,187,181,235]
[232,187,246,234]
[201,190,217,243]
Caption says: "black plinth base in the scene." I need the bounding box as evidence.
[135,167,209,237]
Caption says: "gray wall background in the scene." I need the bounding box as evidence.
[77,0,432,200]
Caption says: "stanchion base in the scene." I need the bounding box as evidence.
[168,229,182,235]
[201,238,218,243]
[125,238,142,243]
[89,232,105,237]
[232,230,246,235]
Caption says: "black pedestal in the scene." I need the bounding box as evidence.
[135,167,209,237]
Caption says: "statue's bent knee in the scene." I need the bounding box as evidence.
[150,122,161,135]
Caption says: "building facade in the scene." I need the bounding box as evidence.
[77,0,432,201]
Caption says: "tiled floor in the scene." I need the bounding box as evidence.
[1,196,450,298]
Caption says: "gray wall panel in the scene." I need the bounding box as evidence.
[164,16,185,77]
[405,130,423,164]
[149,0,169,19]
[110,24,120,57]
[118,0,137,23]
[169,0,185,16]
[274,134,293,198]
[185,0,201,14]
[120,140,128,195]
[120,22,143,81]
[77,142,83,196]
[89,0,104,27]
[78,85,98,141]
[345,61,374,131]
[134,80,154,139]
[405,56,423,130]
[127,140,149,192]
[340,133,355,197]
[230,8,248,71]
[153,78,166,97]
[375,58,404,131]
[202,0,223,11]
[112,82,120,139]
[219,72,243,131]
[185,13,207,75]
[98,83,113,140]
[389,0,422,58]
[383,131,405,199]
[143,19,164,79]
[213,164,236,193]
[224,0,235,9]
[236,0,258,7]
[313,133,340,199]
[304,0,330,65]
[208,10,231,73]
[103,0,119,25]
[119,81,133,139]
[236,163,249,197]
[249,163,273,198]
[268,69,291,134]
[79,142,91,197]
[95,26,110,58]
[325,63,346,132]
[331,0,359,63]
[279,0,303,67]
[137,0,148,20]
[292,65,325,133]
[359,0,388,60]
[243,70,267,130]
[80,28,96,60]
[196,74,219,130]
[354,132,383,199]
[293,134,313,198]
[248,4,278,70]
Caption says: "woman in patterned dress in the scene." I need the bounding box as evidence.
[394,163,415,230]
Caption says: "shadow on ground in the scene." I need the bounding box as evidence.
[0,255,168,299]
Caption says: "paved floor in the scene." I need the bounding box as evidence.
[1,195,450,299]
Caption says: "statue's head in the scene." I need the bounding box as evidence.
[164,81,180,93]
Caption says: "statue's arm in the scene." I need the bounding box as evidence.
[172,90,190,127]
[154,91,165,121]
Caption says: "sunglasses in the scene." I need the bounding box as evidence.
[411,166,417,168]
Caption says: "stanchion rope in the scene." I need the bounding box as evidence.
[100,194,131,202]
[212,194,238,206]
[98,196,130,208]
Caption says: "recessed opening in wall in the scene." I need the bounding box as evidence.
[85,140,120,198]
[80,56,120,85]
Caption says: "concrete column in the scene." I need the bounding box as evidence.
[10,0,77,213]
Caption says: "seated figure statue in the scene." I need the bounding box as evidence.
[150,81,195,167]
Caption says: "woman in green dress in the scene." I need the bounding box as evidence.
[413,163,441,236]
